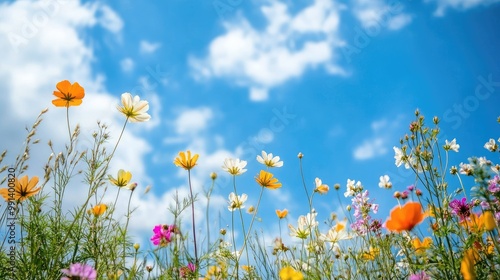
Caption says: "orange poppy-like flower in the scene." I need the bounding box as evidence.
[174,150,199,170]
[255,170,282,189]
[276,209,288,219]
[0,175,41,203]
[91,204,107,217]
[52,80,85,107]
[385,201,426,232]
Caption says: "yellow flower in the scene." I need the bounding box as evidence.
[276,209,288,219]
[461,248,479,280]
[412,237,432,255]
[117,92,151,122]
[361,246,380,261]
[91,204,107,217]
[0,175,41,203]
[52,80,85,107]
[255,170,282,189]
[482,211,496,231]
[462,211,497,233]
[279,266,303,280]
[314,177,329,194]
[174,150,199,170]
[108,169,136,190]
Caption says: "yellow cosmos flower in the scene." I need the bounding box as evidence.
[462,211,497,233]
[92,204,107,217]
[108,169,136,190]
[0,175,41,203]
[52,80,85,107]
[174,150,199,170]
[117,92,151,122]
[361,246,380,261]
[255,170,282,189]
[279,266,303,280]
[461,248,479,280]
[412,237,432,255]
[276,209,288,219]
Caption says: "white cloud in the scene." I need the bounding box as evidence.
[352,117,402,160]
[173,107,214,135]
[190,0,345,101]
[96,4,123,33]
[351,0,412,31]
[426,0,500,16]
[120,57,134,72]
[139,40,161,54]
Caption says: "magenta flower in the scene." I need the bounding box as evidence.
[150,224,177,246]
[180,262,196,278]
[449,197,471,222]
[61,263,96,280]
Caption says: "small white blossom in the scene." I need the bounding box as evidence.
[484,138,498,152]
[227,192,247,211]
[444,138,460,152]
[256,150,283,167]
[393,147,411,169]
[222,158,247,175]
[378,175,392,189]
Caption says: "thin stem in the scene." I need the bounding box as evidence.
[123,190,134,265]
[187,169,199,267]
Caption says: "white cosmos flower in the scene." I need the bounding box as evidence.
[484,138,498,152]
[117,92,151,122]
[378,175,392,189]
[256,151,283,168]
[319,220,351,244]
[227,192,247,211]
[222,158,247,175]
[444,138,460,152]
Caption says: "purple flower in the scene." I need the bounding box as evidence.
[151,224,177,246]
[488,175,500,193]
[449,197,471,221]
[61,263,97,280]
[409,271,430,280]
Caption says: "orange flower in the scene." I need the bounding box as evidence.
[276,209,288,219]
[255,170,282,189]
[173,150,199,170]
[412,236,432,255]
[461,211,497,233]
[0,175,41,203]
[52,80,85,107]
[385,201,426,232]
[91,204,107,217]
[460,248,479,280]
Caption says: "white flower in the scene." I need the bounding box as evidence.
[288,211,318,239]
[444,138,460,152]
[256,151,283,168]
[117,92,151,122]
[393,147,410,169]
[459,162,473,175]
[227,192,247,211]
[378,175,392,189]
[222,158,247,175]
[344,179,362,197]
[314,177,329,194]
[319,220,351,243]
[484,138,498,152]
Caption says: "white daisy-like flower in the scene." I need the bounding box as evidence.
[484,138,498,152]
[393,146,410,169]
[256,150,283,168]
[378,175,392,189]
[227,192,247,211]
[444,138,460,152]
[117,92,151,122]
[222,158,247,175]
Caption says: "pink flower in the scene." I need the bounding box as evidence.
[61,263,96,280]
[150,224,177,246]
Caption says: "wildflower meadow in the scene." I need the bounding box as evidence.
[0,80,499,280]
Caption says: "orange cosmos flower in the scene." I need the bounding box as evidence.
[412,236,432,255]
[92,204,107,217]
[385,201,426,232]
[255,170,282,189]
[173,150,199,170]
[276,209,288,219]
[0,175,41,203]
[52,80,85,107]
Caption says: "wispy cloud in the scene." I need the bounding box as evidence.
[351,0,412,31]
[352,117,402,160]
[425,0,500,16]
[190,0,346,101]
[140,40,161,54]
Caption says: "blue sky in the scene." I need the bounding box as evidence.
[1,0,499,256]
